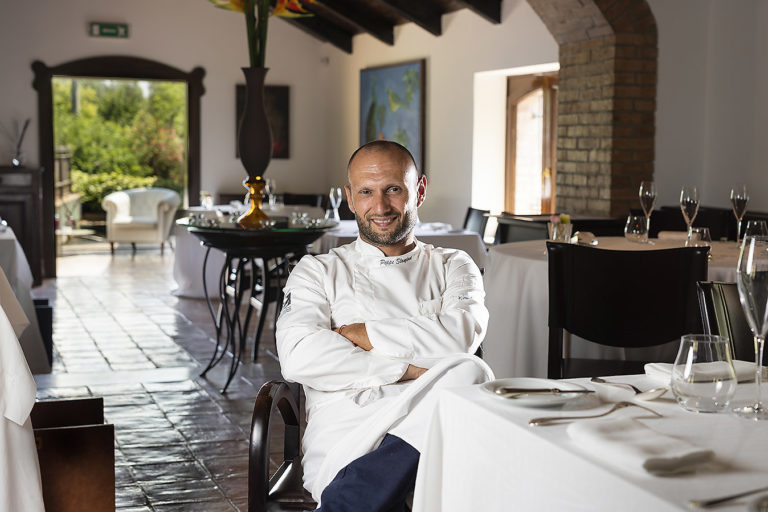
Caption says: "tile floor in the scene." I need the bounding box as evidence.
[33,243,286,511]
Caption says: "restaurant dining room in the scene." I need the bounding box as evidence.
[3,0,768,510]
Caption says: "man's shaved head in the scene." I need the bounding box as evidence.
[347,140,419,181]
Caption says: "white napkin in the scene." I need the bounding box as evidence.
[0,306,37,426]
[657,231,689,240]
[567,417,714,475]
[645,360,756,385]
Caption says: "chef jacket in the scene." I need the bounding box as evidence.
[276,237,493,502]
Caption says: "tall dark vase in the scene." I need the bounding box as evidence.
[237,67,273,229]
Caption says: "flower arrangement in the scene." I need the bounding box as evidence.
[549,213,571,224]
[209,0,316,68]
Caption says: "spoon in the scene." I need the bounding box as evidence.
[590,377,667,401]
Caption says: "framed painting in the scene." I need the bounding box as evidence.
[236,84,290,159]
[360,59,425,172]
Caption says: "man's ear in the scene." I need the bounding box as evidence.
[415,175,427,207]
[344,185,355,213]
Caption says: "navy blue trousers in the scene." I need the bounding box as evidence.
[315,434,419,512]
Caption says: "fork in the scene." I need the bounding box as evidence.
[528,401,662,426]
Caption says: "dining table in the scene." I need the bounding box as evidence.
[0,267,45,511]
[310,220,488,268]
[0,227,49,373]
[412,373,768,511]
[482,237,742,379]
[172,204,324,298]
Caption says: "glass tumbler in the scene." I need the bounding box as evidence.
[670,334,737,413]
[547,222,572,243]
[624,214,648,243]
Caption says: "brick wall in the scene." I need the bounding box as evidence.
[528,0,656,216]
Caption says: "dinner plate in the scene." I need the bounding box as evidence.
[481,377,589,407]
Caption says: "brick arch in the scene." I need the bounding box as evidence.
[527,0,657,216]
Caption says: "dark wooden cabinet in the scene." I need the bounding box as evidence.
[0,166,44,285]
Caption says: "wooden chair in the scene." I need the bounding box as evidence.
[696,281,763,363]
[547,242,709,379]
[462,207,489,237]
[249,381,316,512]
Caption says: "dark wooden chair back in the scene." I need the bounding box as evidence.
[249,381,316,512]
[547,242,709,379]
[463,207,489,236]
[282,193,325,208]
[696,281,761,363]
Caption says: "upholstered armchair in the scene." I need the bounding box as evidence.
[102,187,180,254]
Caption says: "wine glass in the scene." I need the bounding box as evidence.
[734,235,768,420]
[639,181,656,235]
[680,186,699,238]
[329,187,342,222]
[265,179,277,208]
[730,184,749,242]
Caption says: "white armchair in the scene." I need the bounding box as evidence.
[102,187,181,254]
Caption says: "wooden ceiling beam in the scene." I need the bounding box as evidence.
[455,0,502,24]
[308,0,395,45]
[375,0,443,36]
[285,17,354,53]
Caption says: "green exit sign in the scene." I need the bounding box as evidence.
[89,22,129,38]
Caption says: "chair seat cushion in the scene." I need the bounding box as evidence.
[112,216,158,228]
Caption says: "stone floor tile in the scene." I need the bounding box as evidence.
[202,456,249,480]
[130,460,210,483]
[121,444,196,464]
[115,427,187,448]
[141,478,225,505]
[115,484,149,508]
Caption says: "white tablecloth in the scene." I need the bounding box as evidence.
[311,220,488,268]
[172,205,324,298]
[483,238,740,379]
[0,228,49,373]
[0,279,44,512]
[413,375,768,512]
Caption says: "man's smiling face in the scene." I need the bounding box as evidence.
[346,147,426,255]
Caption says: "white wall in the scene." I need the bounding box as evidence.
[0,0,335,199]
[649,0,768,211]
[324,0,558,227]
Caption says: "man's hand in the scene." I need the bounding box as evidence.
[334,323,373,351]
[398,364,427,382]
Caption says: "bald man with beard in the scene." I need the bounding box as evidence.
[276,141,494,511]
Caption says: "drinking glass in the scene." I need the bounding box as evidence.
[639,181,656,235]
[329,187,343,222]
[547,222,572,242]
[734,236,768,420]
[624,214,648,243]
[670,334,737,413]
[730,184,749,242]
[686,227,711,248]
[265,179,277,208]
[680,186,699,238]
[744,220,768,238]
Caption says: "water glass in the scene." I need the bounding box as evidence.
[547,222,572,243]
[671,334,737,413]
[200,191,214,210]
[685,227,711,248]
[265,179,277,208]
[624,214,648,243]
[744,220,768,238]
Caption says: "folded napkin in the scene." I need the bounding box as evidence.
[567,417,714,475]
[645,360,756,385]
[657,231,689,240]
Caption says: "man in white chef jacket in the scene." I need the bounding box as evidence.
[276,140,493,511]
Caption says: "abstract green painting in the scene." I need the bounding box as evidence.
[360,59,425,172]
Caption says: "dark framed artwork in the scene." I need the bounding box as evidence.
[360,59,425,172]
[236,84,290,159]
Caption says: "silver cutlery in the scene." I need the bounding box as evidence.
[495,387,595,398]
[590,377,667,401]
[689,485,768,508]
[528,401,662,426]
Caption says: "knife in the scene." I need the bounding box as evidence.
[494,387,595,396]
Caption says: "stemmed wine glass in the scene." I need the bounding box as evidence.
[265,179,277,208]
[680,186,699,238]
[730,184,749,242]
[329,187,342,222]
[734,235,768,420]
[639,181,656,239]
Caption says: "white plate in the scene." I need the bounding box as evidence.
[481,377,589,407]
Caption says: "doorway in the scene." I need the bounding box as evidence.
[504,73,557,214]
[52,77,187,256]
[33,56,205,278]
